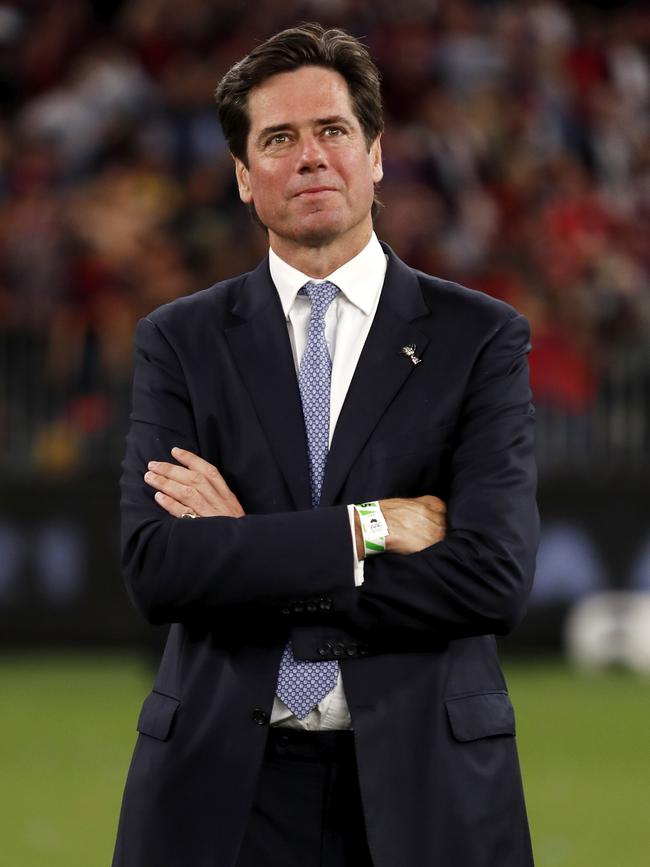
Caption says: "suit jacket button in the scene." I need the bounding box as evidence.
[251,708,269,726]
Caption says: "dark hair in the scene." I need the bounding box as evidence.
[214,23,384,166]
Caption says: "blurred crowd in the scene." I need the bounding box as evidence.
[0,0,649,474]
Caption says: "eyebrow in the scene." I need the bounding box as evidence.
[255,116,352,146]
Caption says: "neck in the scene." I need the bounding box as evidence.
[269,225,373,278]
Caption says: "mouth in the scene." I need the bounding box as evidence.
[294,187,338,197]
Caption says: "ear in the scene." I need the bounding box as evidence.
[370,135,383,184]
[234,156,253,204]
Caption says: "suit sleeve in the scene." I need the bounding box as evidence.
[313,312,539,651]
[120,316,357,625]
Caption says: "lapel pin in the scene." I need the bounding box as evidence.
[401,344,422,366]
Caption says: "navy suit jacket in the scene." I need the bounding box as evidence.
[112,244,539,867]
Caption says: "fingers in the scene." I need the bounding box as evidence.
[153,491,198,519]
[146,449,224,491]
[380,495,448,555]
[145,468,210,515]
[168,447,245,516]
[415,494,447,514]
[170,447,232,497]
[414,495,447,529]
[144,447,245,518]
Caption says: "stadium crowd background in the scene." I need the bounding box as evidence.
[2,6,649,863]
[1,0,648,479]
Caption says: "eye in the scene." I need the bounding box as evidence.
[266,133,291,147]
[323,126,345,136]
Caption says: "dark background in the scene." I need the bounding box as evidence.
[1,0,649,653]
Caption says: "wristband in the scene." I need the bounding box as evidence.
[354,501,388,556]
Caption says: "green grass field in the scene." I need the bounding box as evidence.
[1,655,648,866]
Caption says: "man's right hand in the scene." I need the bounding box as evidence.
[354,496,447,559]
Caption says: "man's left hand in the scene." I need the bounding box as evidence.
[144,447,246,519]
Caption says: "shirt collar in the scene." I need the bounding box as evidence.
[269,232,387,319]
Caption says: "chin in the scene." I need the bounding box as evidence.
[292,212,348,245]
[298,227,343,247]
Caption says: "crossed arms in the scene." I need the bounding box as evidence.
[144,447,448,558]
[120,309,538,644]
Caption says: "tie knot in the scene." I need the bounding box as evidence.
[300,280,339,315]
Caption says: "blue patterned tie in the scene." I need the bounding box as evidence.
[275,280,340,719]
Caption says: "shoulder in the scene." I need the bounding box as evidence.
[145,271,249,335]
[420,273,528,355]
[382,243,525,343]
[416,269,519,329]
[421,273,531,363]
[131,269,254,361]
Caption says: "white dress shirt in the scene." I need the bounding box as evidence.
[268,232,387,730]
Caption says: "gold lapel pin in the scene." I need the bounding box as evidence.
[401,344,422,366]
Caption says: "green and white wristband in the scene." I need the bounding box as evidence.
[354,501,389,556]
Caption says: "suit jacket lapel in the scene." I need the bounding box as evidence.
[319,246,431,507]
[224,257,311,511]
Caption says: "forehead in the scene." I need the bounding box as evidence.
[246,66,357,131]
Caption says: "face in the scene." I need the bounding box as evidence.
[234,66,383,261]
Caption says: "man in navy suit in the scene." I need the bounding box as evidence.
[113,23,539,867]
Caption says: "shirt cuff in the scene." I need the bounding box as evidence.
[347,504,365,587]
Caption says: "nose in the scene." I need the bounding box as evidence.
[297,134,328,172]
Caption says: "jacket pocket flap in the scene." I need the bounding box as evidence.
[137,691,180,741]
[446,692,515,742]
